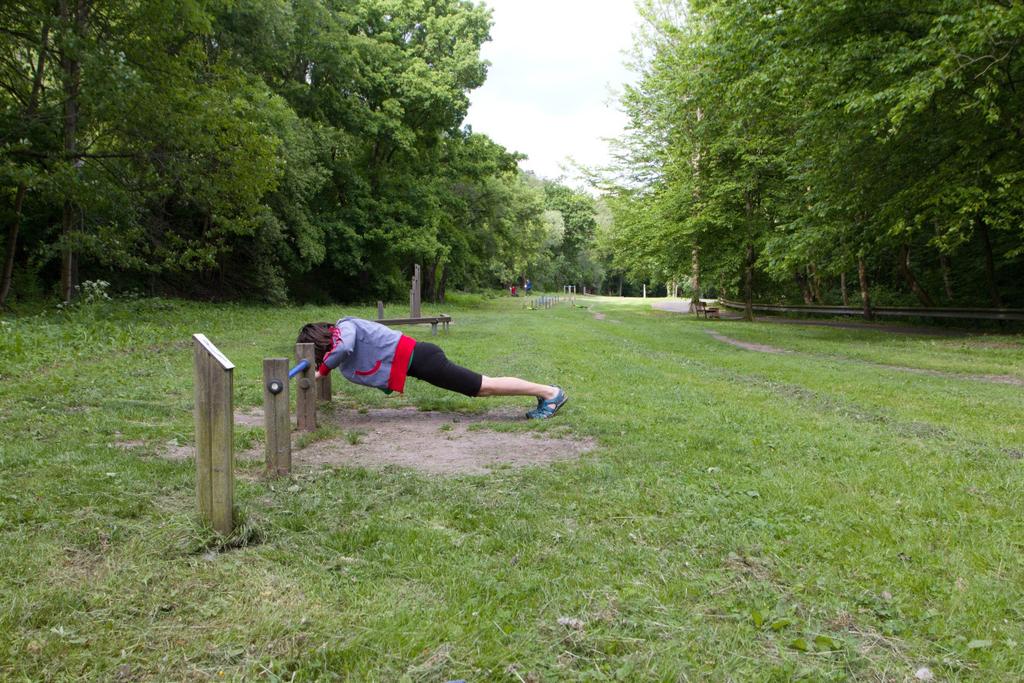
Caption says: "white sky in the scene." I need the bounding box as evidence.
[464,0,642,185]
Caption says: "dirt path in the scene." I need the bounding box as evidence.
[705,330,789,354]
[651,300,696,314]
[701,330,1023,386]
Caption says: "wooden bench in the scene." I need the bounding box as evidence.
[376,314,452,336]
[692,300,721,319]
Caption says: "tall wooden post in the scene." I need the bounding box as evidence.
[263,358,290,476]
[295,343,317,431]
[377,300,385,320]
[193,334,234,536]
[410,264,422,318]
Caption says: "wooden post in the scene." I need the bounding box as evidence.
[193,334,234,536]
[317,370,332,402]
[295,342,316,431]
[643,284,647,298]
[263,358,290,476]
[377,300,384,320]
[410,264,422,318]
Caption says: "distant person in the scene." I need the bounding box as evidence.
[297,318,568,419]
[510,284,517,297]
[524,279,533,295]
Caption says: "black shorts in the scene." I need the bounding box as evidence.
[408,342,482,397]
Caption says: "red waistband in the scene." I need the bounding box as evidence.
[387,335,416,393]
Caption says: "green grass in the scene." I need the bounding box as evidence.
[1,295,1022,680]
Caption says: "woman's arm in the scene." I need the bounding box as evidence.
[317,320,356,376]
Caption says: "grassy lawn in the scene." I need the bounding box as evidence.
[1,294,1022,681]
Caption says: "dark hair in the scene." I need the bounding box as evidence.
[297,322,334,366]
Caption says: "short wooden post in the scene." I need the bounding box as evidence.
[295,343,316,431]
[317,370,332,402]
[263,358,290,476]
[193,334,234,536]
[410,263,422,318]
[377,300,385,320]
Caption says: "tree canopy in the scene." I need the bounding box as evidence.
[1,0,600,305]
[603,0,1024,314]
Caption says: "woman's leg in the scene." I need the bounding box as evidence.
[408,343,559,400]
[477,376,559,399]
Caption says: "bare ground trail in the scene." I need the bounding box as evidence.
[649,299,1021,386]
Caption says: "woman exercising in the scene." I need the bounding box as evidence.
[297,318,568,419]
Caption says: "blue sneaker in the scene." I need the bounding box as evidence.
[526,387,567,419]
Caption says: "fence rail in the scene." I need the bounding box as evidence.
[718,299,1024,321]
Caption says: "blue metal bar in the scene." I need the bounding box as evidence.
[288,359,310,379]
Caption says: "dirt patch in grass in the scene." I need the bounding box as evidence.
[113,438,146,449]
[875,364,1024,387]
[113,435,193,460]
[949,339,1022,350]
[301,406,594,475]
[706,330,790,354]
[826,611,907,660]
[977,374,1024,386]
[589,308,619,323]
[229,406,594,475]
[233,411,265,427]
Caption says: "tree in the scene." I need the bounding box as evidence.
[605,0,1024,315]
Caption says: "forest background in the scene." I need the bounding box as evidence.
[2,0,1022,312]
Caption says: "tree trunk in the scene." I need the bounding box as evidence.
[808,263,823,303]
[59,0,88,303]
[857,256,873,320]
[436,264,448,303]
[938,253,954,301]
[976,217,1003,307]
[1,186,28,309]
[689,246,701,311]
[840,271,849,307]
[2,21,51,308]
[617,275,622,297]
[423,256,437,303]
[794,269,813,304]
[743,243,754,321]
[897,243,935,307]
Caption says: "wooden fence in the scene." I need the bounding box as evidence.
[718,299,1024,322]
